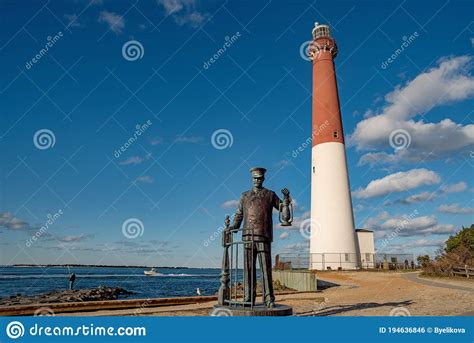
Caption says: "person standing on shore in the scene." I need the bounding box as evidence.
[69,273,76,290]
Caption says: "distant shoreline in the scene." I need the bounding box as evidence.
[4,264,196,269]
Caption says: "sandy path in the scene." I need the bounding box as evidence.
[292,271,473,316]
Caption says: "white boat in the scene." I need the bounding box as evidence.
[144,267,158,276]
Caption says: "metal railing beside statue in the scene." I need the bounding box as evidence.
[218,215,262,309]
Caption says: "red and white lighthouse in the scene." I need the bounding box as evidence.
[308,23,359,270]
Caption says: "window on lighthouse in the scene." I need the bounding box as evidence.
[333,131,339,139]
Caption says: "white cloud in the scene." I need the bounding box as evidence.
[221,199,239,209]
[119,153,151,165]
[64,14,82,28]
[380,215,437,232]
[58,234,93,243]
[279,231,289,240]
[385,238,445,253]
[351,56,474,164]
[150,137,163,146]
[281,241,309,252]
[174,135,203,143]
[353,168,440,199]
[0,212,29,230]
[157,0,209,28]
[159,0,188,15]
[136,175,154,184]
[440,181,468,193]
[98,11,125,33]
[365,211,456,239]
[174,11,207,27]
[384,191,436,206]
[383,181,468,205]
[437,203,474,214]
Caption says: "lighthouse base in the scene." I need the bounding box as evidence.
[310,253,359,270]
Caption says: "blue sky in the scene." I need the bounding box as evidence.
[0,0,473,267]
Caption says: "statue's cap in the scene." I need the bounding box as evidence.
[250,167,267,177]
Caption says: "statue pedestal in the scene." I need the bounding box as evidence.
[211,304,292,317]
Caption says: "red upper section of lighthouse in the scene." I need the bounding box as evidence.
[310,23,344,147]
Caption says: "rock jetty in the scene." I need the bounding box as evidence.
[0,286,134,306]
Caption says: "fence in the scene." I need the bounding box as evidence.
[452,266,474,278]
[218,220,266,309]
[276,253,416,270]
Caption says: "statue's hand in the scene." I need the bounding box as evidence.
[281,188,290,197]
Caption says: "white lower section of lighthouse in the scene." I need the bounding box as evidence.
[310,142,359,270]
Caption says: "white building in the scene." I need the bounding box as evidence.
[356,229,376,269]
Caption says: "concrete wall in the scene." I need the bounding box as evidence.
[272,270,317,292]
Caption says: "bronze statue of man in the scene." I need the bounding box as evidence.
[230,167,291,308]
